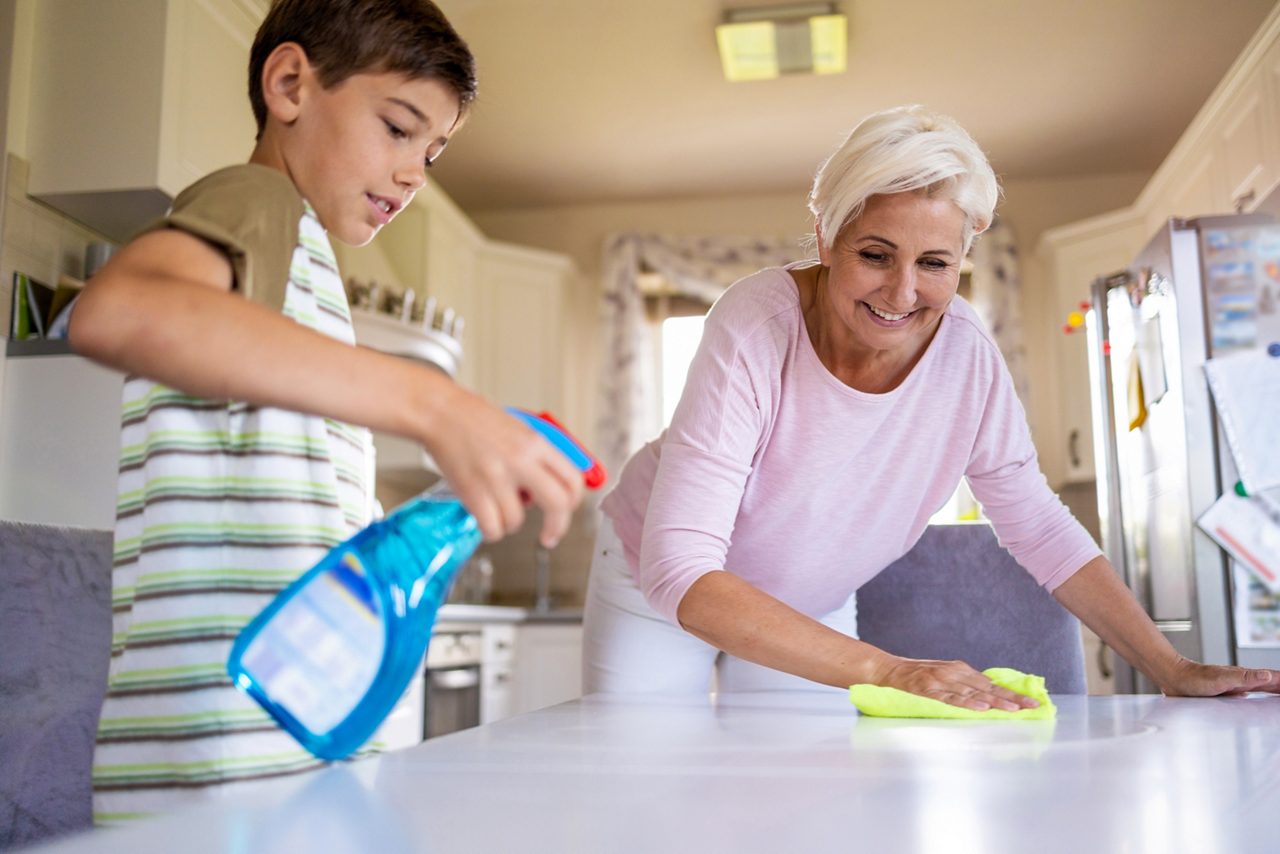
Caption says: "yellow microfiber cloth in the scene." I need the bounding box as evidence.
[849,667,1057,720]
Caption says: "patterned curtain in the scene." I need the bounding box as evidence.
[597,233,805,470]
[968,219,1029,404]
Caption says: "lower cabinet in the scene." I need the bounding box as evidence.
[0,350,123,529]
[509,623,585,718]
[480,623,516,724]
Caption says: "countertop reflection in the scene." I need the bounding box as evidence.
[36,693,1280,854]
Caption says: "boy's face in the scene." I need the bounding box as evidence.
[287,70,461,246]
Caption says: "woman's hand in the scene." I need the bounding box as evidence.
[870,656,1041,712]
[418,384,585,547]
[1157,656,1280,697]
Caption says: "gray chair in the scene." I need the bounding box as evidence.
[856,523,1088,695]
[0,521,113,849]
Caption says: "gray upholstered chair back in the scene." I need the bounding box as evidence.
[0,521,113,848]
[855,523,1088,695]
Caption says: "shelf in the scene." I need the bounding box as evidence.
[5,339,77,357]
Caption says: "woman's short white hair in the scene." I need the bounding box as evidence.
[808,105,999,255]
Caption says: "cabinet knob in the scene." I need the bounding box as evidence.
[1068,428,1081,469]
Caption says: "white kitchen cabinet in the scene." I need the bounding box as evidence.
[24,0,264,242]
[509,623,583,717]
[473,242,575,415]
[1211,61,1280,215]
[480,623,516,724]
[1259,33,1280,202]
[1162,147,1225,226]
[1039,210,1147,487]
[0,349,123,529]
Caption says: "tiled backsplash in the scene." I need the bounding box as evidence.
[1,154,110,338]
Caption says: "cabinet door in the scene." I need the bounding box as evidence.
[1213,63,1280,214]
[474,245,572,413]
[1259,34,1280,205]
[159,0,260,191]
[1046,215,1147,486]
[424,195,484,390]
[1166,148,1225,222]
[0,354,123,529]
[510,624,583,716]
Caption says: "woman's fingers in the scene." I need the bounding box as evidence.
[1220,668,1279,695]
[1162,661,1280,697]
[883,658,1039,711]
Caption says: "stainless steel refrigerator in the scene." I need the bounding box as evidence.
[1087,214,1280,693]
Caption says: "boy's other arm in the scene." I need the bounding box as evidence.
[69,229,583,546]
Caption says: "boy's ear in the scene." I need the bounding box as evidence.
[259,42,312,126]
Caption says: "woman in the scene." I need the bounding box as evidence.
[583,105,1279,709]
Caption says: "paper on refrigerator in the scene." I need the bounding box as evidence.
[1197,491,1280,594]
[1203,349,1280,494]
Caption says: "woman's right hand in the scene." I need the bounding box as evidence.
[870,655,1040,712]
[418,383,585,548]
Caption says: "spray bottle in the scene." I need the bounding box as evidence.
[227,408,605,760]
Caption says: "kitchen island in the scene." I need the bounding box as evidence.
[36,692,1280,853]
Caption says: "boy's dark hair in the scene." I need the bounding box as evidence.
[249,0,477,137]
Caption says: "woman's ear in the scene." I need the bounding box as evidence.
[815,220,830,266]
[259,42,311,126]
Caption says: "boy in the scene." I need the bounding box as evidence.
[70,0,583,823]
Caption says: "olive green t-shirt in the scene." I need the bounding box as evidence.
[138,162,304,312]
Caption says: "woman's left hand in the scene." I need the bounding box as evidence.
[1158,657,1280,696]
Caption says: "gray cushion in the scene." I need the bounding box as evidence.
[0,521,113,848]
[856,523,1088,695]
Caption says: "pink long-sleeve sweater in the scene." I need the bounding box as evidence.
[600,266,1101,625]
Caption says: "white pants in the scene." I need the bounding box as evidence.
[582,517,856,695]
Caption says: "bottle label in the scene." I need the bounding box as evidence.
[237,550,386,734]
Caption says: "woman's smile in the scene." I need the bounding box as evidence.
[862,301,916,325]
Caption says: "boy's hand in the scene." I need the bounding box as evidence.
[422,385,585,547]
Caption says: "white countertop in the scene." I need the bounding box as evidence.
[435,603,584,625]
[36,692,1280,854]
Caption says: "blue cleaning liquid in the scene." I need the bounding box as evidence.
[227,488,480,760]
[227,408,603,761]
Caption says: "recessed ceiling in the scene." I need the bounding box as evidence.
[428,0,1277,211]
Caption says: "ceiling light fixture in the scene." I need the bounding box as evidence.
[715,2,847,83]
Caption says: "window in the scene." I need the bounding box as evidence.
[660,315,707,424]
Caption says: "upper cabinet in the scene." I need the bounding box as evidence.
[473,242,574,417]
[23,0,263,242]
[1214,60,1280,215]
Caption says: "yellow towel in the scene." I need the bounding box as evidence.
[849,667,1057,720]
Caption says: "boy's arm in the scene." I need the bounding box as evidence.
[69,228,583,546]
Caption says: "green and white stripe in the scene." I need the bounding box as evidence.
[94,205,377,825]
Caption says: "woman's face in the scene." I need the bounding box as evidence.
[817,191,965,364]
